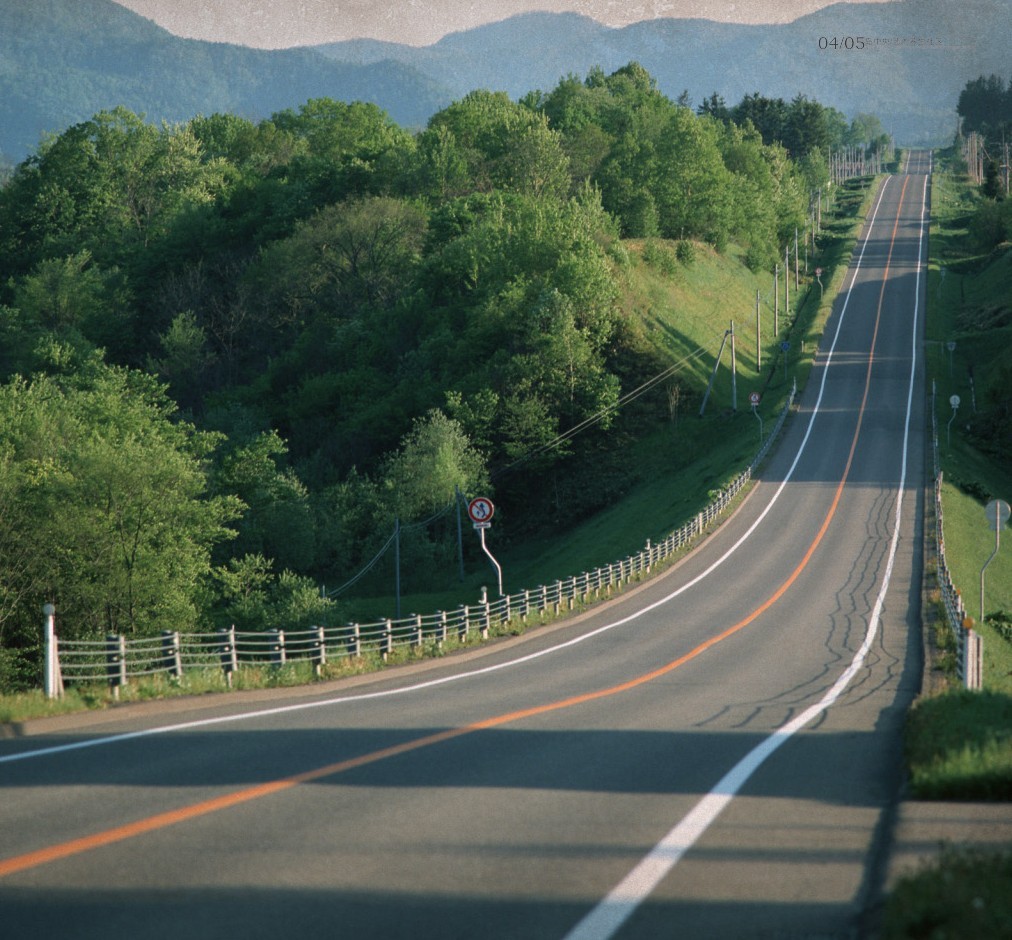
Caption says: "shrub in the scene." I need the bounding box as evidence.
[641,239,678,277]
[675,239,696,265]
[969,199,1012,250]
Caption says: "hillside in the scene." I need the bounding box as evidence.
[3,0,1009,164]
[0,62,849,660]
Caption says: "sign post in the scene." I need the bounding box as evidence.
[468,497,503,597]
[749,391,762,442]
[981,499,1010,622]
[948,394,960,450]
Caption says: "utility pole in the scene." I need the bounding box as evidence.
[394,515,401,620]
[794,228,799,290]
[455,485,465,582]
[699,326,731,416]
[755,289,761,372]
[785,245,790,317]
[774,263,779,336]
[729,320,737,412]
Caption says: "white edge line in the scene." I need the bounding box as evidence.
[563,169,929,940]
[0,180,894,769]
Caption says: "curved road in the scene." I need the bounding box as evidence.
[0,152,932,938]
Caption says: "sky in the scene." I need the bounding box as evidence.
[111,0,895,48]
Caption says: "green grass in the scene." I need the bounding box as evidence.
[895,155,1012,801]
[924,154,1012,674]
[939,478,1012,642]
[904,689,1012,800]
[881,847,1012,940]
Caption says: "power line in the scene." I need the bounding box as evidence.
[326,342,715,596]
[492,344,711,479]
[325,530,397,598]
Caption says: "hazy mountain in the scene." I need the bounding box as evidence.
[317,0,1008,146]
[0,0,450,163]
[3,0,1007,165]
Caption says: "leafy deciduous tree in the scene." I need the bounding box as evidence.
[0,364,241,643]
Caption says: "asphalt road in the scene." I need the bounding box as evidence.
[0,152,932,939]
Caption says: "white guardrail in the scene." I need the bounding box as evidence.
[930,382,984,690]
[44,380,798,697]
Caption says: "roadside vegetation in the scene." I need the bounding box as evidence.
[880,73,1012,940]
[880,846,1012,940]
[906,142,1012,797]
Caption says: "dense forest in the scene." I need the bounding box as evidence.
[957,73,1012,140]
[1,64,896,689]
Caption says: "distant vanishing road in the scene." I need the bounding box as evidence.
[0,152,933,939]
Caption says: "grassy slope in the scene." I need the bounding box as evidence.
[341,178,879,621]
[925,163,1012,684]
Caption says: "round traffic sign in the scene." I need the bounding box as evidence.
[949,395,960,409]
[467,496,494,524]
[780,341,790,352]
[815,267,823,277]
[749,391,761,405]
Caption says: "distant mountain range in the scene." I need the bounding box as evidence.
[2,0,1007,165]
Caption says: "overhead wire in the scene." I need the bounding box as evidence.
[323,339,720,596]
[492,343,712,479]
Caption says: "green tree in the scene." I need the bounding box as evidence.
[7,251,135,369]
[382,410,489,520]
[250,195,428,324]
[535,73,615,184]
[501,289,621,434]
[848,113,887,149]
[213,554,333,633]
[212,430,316,573]
[731,93,787,145]
[958,74,1012,138]
[717,123,807,267]
[189,112,302,177]
[781,95,847,158]
[652,109,734,245]
[698,92,731,122]
[416,90,571,200]
[269,98,416,205]
[145,310,217,410]
[0,364,241,644]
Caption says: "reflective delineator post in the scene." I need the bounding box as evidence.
[43,603,63,700]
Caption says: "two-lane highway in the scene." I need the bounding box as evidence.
[0,152,932,938]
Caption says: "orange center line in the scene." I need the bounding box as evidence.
[0,178,912,881]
